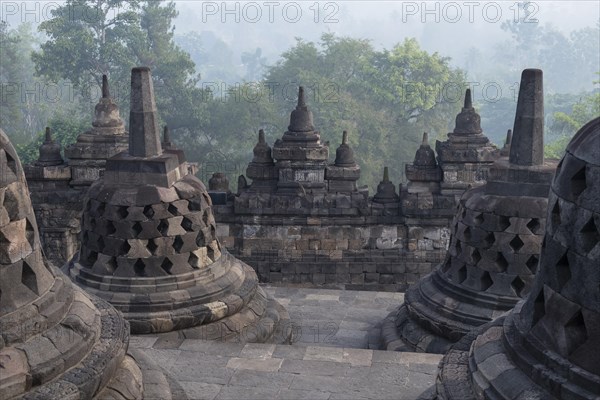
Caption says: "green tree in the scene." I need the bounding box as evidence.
[31,0,211,168]
[0,21,24,138]
[32,0,141,89]
[184,83,281,187]
[32,0,205,126]
[1,22,59,143]
[545,74,600,158]
[241,48,267,81]
[499,4,599,93]
[16,114,89,165]
[127,1,205,131]
[266,34,464,188]
[175,31,242,83]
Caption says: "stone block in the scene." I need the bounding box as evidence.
[348,239,363,250]
[336,239,349,250]
[321,239,336,250]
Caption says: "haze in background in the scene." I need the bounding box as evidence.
[173,0,600,90]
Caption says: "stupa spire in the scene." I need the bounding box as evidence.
[44,126,52,142]
[453,89,482,134]
[333,130,356,167]
[287,86,315,133]
[102,74,110,98]
[373,166,399,204]
[463,88,473,109]
[297,86,306,108]
[500,129,513,157]
[509,68,544,166]
[163,125,171,143]
[251,129,274,164]
[129,67,162,158]
[36,127,63,166]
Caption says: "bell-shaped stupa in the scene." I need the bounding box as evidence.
[64,74,129,186]
[382,69,558,353]
[326,131,361,192]
[65,67,290,342]
[0,129,149,399]
[436,89,500,199]
[435,114,600,400]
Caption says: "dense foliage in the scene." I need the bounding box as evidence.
[2,0,598,190]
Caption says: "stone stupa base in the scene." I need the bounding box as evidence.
[0,268,144,400]
[380,304,453,354]
[148,285,293,346]
[380,269,510,354]
[66,254,293,346]
[435,303,600,400]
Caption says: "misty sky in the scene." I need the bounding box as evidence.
[173,0,600,68]
[2,0,598,93]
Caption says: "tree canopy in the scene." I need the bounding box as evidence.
[4,0,596,190]
[264,34,465,186]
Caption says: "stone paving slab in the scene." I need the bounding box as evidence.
[131,287,434,399]
[136,340,441,400]
[263,286,404,349]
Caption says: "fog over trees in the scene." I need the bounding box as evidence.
[1,0,598,189]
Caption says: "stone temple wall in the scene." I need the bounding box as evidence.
[212,207,451,291]
[26,186,83,266]
[23,143,84,267]
[24,84,499,290]
[203,88,497,290]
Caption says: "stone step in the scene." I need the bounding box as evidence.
[130,338,442,400]
[263,286,405,349]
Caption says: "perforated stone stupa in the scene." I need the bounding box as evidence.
[64,67,290,342]
[434,115,600,400]
[381,69,558,353]
[0,128,145,399]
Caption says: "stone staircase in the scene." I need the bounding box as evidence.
[126,286,441,400]
[129,338,442,400]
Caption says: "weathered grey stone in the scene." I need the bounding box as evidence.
[0,129,149,399]
[372,167,400,204]
[383,69,557,355]
[272,87,329,193]
[64,67,290,346]
[509,69,544,166]
[435,89,499,199]
[128,67,162,158]
[35,127,63,167]
[435,115,600,400]
[499,129,512,157]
